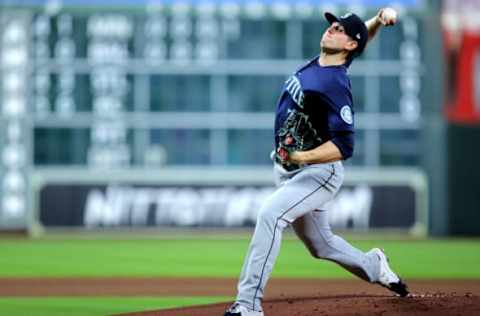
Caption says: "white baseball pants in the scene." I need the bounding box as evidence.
[235,161,379,312]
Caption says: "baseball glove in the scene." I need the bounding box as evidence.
[275,110,321,170]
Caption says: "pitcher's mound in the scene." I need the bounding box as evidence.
[120,292,479,316]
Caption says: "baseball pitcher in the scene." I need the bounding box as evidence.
[224,8,407,316]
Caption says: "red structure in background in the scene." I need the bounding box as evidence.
[443,1,480,124]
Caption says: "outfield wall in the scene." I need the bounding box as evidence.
[31,167,428,235]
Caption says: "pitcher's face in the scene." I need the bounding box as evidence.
[320,22,358,54]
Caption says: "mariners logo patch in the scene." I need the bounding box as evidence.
[340,105,353,124]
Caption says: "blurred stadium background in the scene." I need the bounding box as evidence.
[1,0,480,315]
[2,0,477,236]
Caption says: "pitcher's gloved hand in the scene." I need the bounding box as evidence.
[276,135,296,163]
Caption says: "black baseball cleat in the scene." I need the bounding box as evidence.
[372,248,410,297]
[387,279,409,297]
[224,303,264,316]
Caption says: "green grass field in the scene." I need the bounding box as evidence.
[1,234,479,316]
[0,297,231,316]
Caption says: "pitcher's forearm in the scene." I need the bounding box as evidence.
[365,8,398,42]
[365,14,383,42]
[289,141,343,164]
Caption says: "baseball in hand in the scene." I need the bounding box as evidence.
[380,8,397,26]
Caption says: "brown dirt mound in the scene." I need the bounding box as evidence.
[121,294,480,316]
[1,278,479,315]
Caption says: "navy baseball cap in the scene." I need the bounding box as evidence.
[324,12,368,57]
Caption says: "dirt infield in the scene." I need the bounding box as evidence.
[1,278,479,315]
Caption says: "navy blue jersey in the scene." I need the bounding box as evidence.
[274,56,355,156]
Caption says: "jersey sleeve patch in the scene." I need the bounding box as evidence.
[340,105,353,125]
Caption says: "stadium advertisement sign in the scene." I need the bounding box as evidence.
[39,184,417,230]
